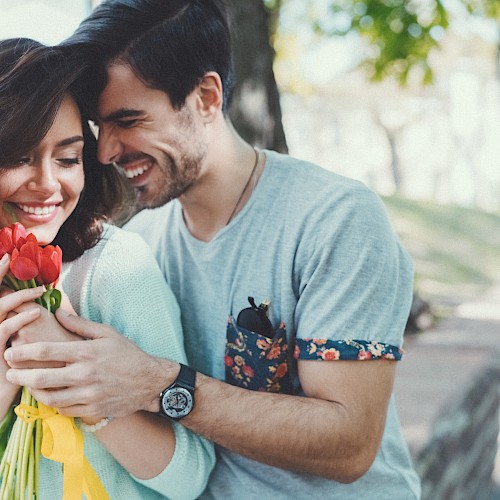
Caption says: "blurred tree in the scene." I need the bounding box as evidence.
[226,0,288,152]
[322,0,450,85]
[227,0,499,149]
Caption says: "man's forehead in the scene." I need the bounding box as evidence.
[97,63,174,119]
[97,64,143,117]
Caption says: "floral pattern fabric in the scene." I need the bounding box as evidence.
[294,338,403,361]
[225,316,291,393]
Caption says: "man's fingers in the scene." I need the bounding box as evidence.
[6,365,83,389]
[28,387,104,417]
[5,340,88,366]
[55,309,120,340]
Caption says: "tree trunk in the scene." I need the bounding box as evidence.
[226,0,288,153]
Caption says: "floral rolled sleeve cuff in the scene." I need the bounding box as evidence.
[294,339,404,361]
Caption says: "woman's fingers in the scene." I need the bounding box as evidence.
[0,287,44,319]
[0,253,10,280]
[0,308,41,344]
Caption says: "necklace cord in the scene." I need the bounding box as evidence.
[226,148,260,225]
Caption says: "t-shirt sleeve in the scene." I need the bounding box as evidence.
[293,185,413,361]
[88,228,215,499]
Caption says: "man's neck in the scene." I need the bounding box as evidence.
[180,131,260,242]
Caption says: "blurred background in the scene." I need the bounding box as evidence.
[0,1,499,498]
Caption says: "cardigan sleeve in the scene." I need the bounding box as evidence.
[86,227,215,499]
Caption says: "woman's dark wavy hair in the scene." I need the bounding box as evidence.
[60,0,234,116]
[0,38,130,262]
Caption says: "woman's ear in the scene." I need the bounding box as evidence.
[195,72,223,122]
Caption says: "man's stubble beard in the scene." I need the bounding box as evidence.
[135,150,203,210]
[134,104,207,210]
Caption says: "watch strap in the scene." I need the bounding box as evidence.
[175,363,196,391]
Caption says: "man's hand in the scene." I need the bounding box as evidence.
[4,310,179,418]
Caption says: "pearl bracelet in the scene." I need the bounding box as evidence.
[78,417,112,433]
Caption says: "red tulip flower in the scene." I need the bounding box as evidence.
[10,234,41,281]
[0,222,27,258]
[1,222,62,310]
[37,245,63,285]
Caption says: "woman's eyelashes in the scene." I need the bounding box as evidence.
[57,157,82,166]
[8,154,82,168]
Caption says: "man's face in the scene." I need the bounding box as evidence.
[96,63,207,208]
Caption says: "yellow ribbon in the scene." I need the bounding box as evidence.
[15,402,109,500]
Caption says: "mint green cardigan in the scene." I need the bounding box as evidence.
[33,225,215,499]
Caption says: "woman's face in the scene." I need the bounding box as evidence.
[0,95,85,245]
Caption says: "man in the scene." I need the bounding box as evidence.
[5,0,420,498]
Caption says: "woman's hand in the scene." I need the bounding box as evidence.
[11,301,80,347]
[0,254,79,372]
[0,254,45,416]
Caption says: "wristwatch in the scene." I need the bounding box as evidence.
[159,363,196,420]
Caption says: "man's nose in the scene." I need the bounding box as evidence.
[97,126,122,165]
[28,161,60,195]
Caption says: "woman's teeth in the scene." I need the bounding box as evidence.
[17,204,56,215]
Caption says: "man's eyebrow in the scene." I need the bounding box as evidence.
[56,136,84,147]
[101,108,143,122]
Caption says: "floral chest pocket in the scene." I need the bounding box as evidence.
[225,297,291,394]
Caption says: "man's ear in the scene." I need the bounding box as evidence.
[195,72,223,122]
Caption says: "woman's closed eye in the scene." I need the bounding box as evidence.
[57,157,82,167]
[14,157,32,167]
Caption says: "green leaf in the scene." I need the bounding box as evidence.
[1,203,18,224]
[0,407,15,460]
[41,289,62,313]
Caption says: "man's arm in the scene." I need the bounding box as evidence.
[5,311,394,483]
[188,359,395,483]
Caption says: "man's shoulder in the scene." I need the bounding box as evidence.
[266,150,373,199]
[266,150,382,221]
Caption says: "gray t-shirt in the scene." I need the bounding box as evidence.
[126,150,421,499]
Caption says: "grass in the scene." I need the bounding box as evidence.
[382,196,500,309]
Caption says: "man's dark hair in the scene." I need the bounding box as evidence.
[0,38,129,261]
[61,0,234,114]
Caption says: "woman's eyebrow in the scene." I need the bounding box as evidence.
[56,136,84,147]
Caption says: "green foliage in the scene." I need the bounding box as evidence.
[321,0,450,84]
[272,0,498,85]
[462,0,500,19]
[0,408,15,460]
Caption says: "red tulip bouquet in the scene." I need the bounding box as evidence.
[0,222,62,499]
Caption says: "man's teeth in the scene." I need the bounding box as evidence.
[17,204,56,215]
[124,165,150,179]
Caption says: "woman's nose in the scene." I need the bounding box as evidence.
[28,162,60,195]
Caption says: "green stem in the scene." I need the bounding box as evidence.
[35,418,41,498]
[19,420,33,498]
[15,415,28,498]
[1,274,20,292]
[27,437,35,500]
[2,417,21,499]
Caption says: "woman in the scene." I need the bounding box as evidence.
[0,39,214,499]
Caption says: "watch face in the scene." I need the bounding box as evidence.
[161,387,193,419]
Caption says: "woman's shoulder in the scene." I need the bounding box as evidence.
[92,223,159,272]
[100,223,150,247]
